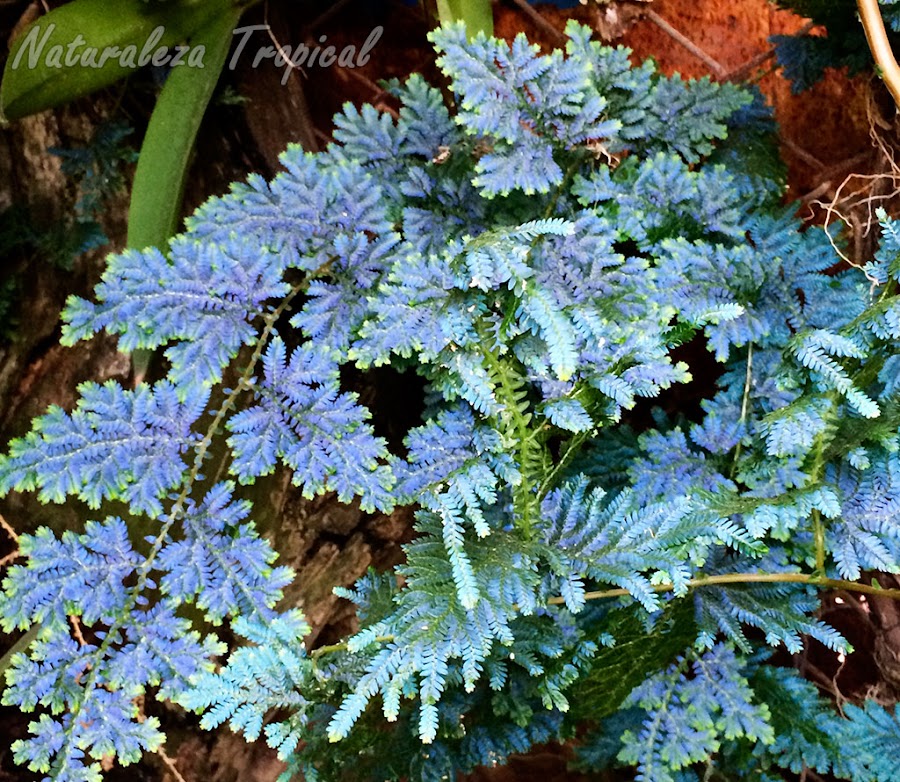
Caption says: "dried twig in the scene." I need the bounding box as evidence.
[645,9,726,78]
[0,511,17,544]
[0,512,19,567]
[858,0,900,109]
[507,0,567,46]
[156,748,189,782]
[69,616,87,647]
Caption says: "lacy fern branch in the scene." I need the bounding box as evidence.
[2,19,900,782]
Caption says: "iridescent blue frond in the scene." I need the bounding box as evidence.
[619,644,773,781]
[0,381,203,516]
[226,337,395,513]
[157,482,293,622]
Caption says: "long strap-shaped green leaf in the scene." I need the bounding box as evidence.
[0,0,235,123]
[435,0,493,36]
[126,6,246,382]
[127,5,245,250]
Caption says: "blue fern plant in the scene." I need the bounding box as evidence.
[2,19,900,782]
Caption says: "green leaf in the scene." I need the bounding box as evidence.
[435,0,493,36]
[568,599,697,722]
[0,0,238,122]
[127,5,244,251]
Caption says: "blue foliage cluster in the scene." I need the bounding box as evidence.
[1,19,900,782]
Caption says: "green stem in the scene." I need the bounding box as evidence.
[476,323,542,536]
[807,468,828,575]
[729,343,753,479]
[311,634,395,660]
[537,430,590,502]
[308,571,900,659]
[549,571,900,605]
[805,391,837,575]
[812,508,826,575]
